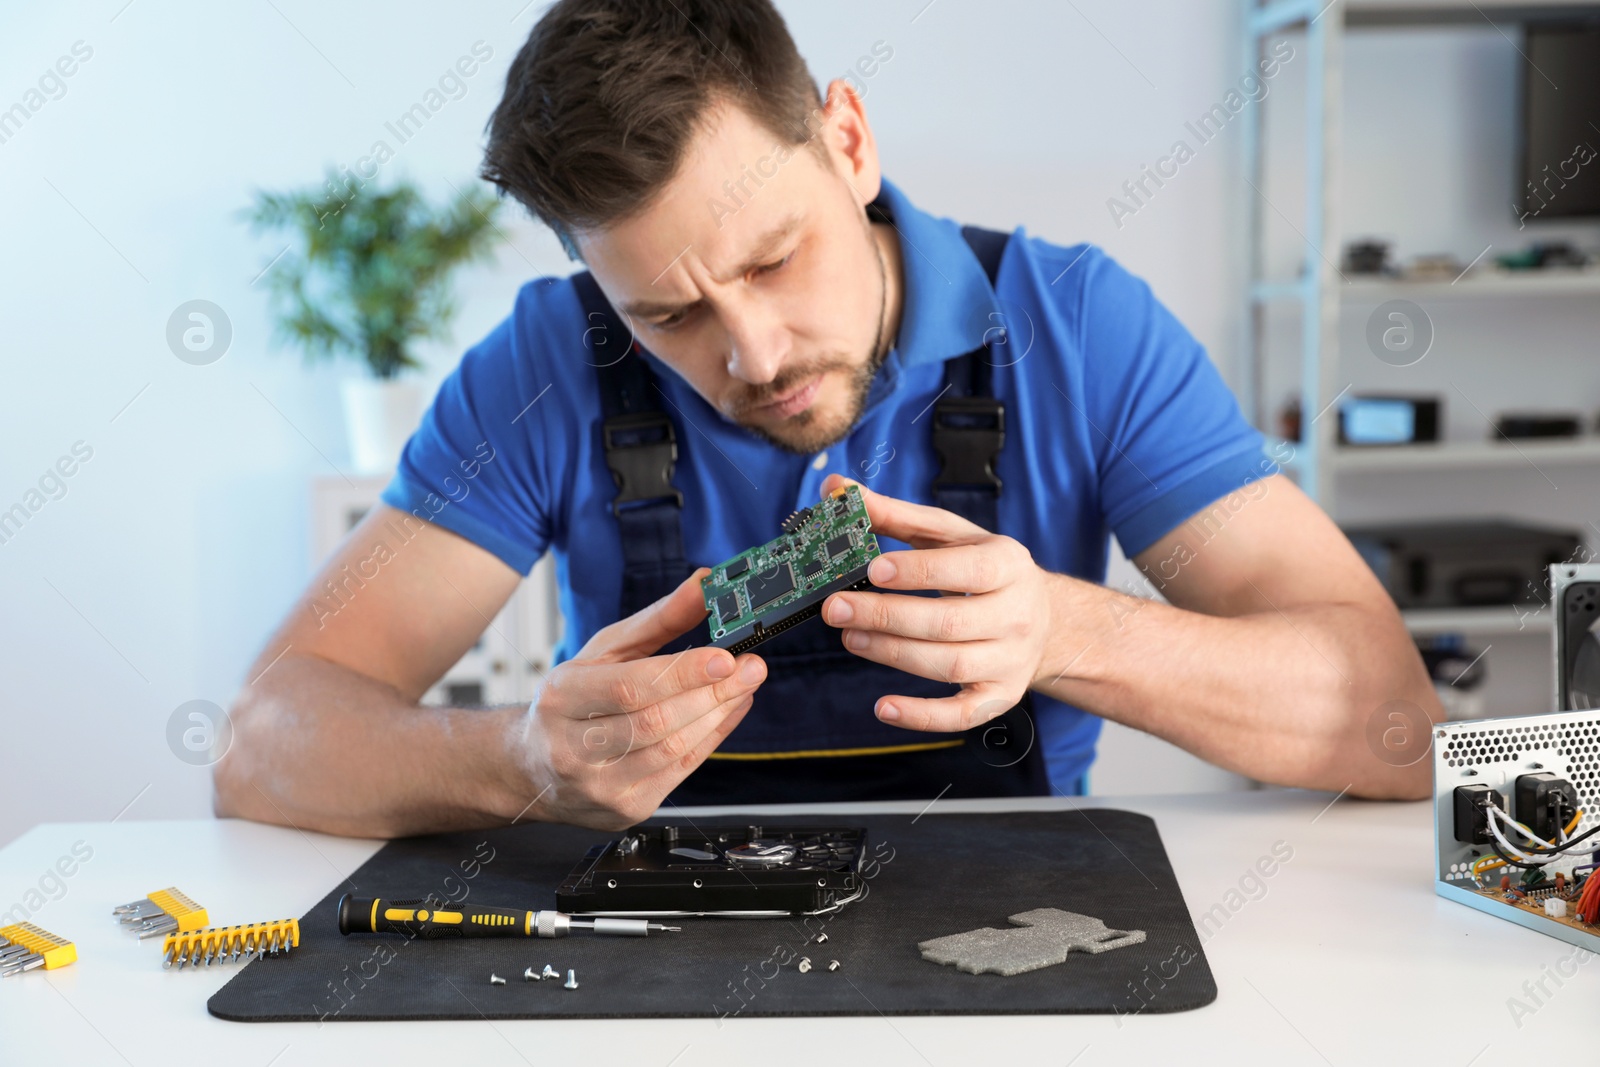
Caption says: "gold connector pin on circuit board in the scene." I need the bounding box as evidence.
[0,923,77,977]
[113,887,209,940]
[161,919,299,970]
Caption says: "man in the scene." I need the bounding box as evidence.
[215,0,1440,837]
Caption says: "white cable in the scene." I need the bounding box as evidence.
[1489,805,1556,849]
[1487,805,1600,865]
[1488,809,1547,864]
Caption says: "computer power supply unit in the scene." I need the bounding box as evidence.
[1433,708,1600,951]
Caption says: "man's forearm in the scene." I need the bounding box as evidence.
[215,654,539,838]
[1032,573,1439,799]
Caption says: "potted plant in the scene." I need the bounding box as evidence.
[248,173,501,472]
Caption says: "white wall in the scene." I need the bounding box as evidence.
[0,0,1292,845]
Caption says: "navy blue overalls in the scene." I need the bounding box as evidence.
[573,224,1052,804]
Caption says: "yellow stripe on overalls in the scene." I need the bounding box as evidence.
[706,739,964,761]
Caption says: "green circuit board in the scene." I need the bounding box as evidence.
[702,484,880,654]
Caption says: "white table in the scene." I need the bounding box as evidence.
[3,791,1596,1065]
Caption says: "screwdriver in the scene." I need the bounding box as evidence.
[337,894,679,940]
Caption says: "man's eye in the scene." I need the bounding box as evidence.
[754,253,792,276]
[652,310,688,331]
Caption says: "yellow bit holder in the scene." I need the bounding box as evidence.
[147,887,209,932]
[162,918,300,967]
[0,922,77,970]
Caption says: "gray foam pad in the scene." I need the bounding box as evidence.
[918,908,1147,976]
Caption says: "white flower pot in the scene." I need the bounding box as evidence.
[341,378,425,475]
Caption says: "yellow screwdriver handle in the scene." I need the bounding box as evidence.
[337,894,531,939]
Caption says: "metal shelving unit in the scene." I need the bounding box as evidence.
[1241,0,1600,507]
[1402,606,1553,635]
[1335,437,1600,472]
[1242,0,1600,710]
[1338,267,1600,300]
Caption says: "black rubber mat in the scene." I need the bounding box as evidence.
[208,809,1214,1020]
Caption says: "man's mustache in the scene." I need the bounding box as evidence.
[728,356,852,419]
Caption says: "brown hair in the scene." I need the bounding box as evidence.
[483,0,822,244]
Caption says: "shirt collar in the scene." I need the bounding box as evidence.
[871,178,1000,369]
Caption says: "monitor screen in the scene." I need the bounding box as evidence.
[1519,24,1600,221]
[1343,399,1417,446]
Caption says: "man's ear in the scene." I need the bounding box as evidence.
[817,78,881,208]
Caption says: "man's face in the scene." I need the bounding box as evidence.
[578,97,889,455]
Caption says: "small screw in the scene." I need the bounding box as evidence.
[827,960,841,972]
[563,969,580,990]
[814,932,829,944]
[541,964,560,981]
[489,973,507,985]
[797,957,812,973]
[524,967,539,982]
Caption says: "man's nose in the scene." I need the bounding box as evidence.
[722,304,790,385]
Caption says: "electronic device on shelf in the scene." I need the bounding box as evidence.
[1518,25,1600,220]
[556,824,867,917]
[1553,563,1600,712]
[1402,254,1469,282]
[1496,241,1594,271]
[1433,707,1600,951]
[1343,238,1392,275]
[1337,395,1440,446]
[1494,413,1584,440]
[1344,520,1583,609]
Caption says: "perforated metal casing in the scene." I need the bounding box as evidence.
[1552,563,1600,712]
[1433,708,1600,951]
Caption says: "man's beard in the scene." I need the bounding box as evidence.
[727,233,890,456]
[729,346,887,455]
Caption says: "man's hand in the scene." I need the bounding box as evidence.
[516,568,767,830]
[818,475,1056,733]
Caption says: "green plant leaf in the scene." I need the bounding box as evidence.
[245,172,503,378]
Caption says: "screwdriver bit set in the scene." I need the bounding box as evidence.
[161,919,300,970]
[0,922,77,977]
[112,886,302,970]
[112,887,209,939]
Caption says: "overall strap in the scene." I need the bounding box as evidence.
[931,225,1011,533]
[573,271,692,618]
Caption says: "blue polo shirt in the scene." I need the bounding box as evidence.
[383,178,1267,794]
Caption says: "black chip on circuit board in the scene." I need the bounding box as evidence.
[700,484,881,654]
[747,563,796,608]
